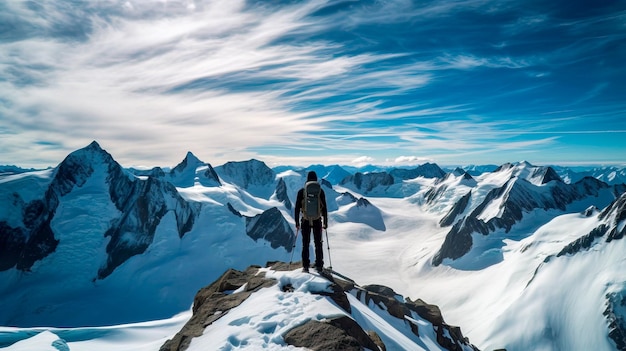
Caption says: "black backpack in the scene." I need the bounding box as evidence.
[302,181,322,222]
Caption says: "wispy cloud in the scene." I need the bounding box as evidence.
[0,0,624,168]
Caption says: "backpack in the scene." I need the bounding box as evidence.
[302,181,322,222]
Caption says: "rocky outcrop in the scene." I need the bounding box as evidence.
[160,266,276,351]
[160,262,479,351]
[433,174,616,266]
[275,177,292,210]
[340,171,394,192]
[284,317,382,351]
[337,192,358,206]
[556,192,626,259]
[440,191,472,227]
[167,152,220,188]
[604,291,626,351]
[245,207,294,251]
[531,166,562,184]
[356,284,477,351]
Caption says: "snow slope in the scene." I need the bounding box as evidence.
[1,145,626,351]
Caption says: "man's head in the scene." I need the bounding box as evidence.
[307,171,317,182]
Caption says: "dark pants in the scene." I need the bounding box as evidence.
[301,219,324,269]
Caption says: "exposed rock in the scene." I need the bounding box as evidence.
[215,159,275,189]
[161,262,479,351]
[440,191,472,227]
[531,166,562,184]
[167,152,220,188]
[604,291,626,351]
[341,171,394,192]
[275,177,292,210]
[98,174,199,279]
[226,202,242,217]
[356,283,477,351]
[0,222,27,271]
[337,192,358,206]
[160,266,274,351]
[356,197,372,207]
[245,207,295,251]
[284,316,380,351]
[433,175,617,266]
[0,141,200,278]
[556,225,607,258]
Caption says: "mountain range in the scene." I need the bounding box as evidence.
[1,141,625,351]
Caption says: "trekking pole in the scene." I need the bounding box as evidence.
[288,227,299,270]
[324,229,332,270]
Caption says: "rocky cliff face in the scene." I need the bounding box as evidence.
[160,262,479,351]
[341,171,395,192]
[274,177,292,210]
[99,173,199,279]
[216,159,275,189]
[245,207,295,251]
[167,152,221,188]
[433,167,619,266]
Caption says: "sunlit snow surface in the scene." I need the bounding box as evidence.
[0,268,460,351]
[1,163,625,351]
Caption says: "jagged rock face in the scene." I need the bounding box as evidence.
[433,174,617,266]
[161,262,479,351]
[531,166,562,184]
[341,171,394,192]
[357,284,476,351]
[216,159,274,189]
[440,191,472,227]
[160,266,276,351]
[168,152,221,188]
[99,175,199,279]
[556,192,626,259]
[274,177,292,210]
[604,291,626,351]
[245,207,294,251]
[200,165,221,187]
[356,197,371,207]
[337,192,358,206]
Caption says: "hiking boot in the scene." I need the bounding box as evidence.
[302,267,309,273]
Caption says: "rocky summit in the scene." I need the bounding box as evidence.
[161,261,479,351]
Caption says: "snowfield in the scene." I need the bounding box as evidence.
[1,146,625,351]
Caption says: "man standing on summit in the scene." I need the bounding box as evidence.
[295,171,328,273]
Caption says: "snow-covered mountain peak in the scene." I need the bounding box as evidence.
[216,159,274,186]
[51,140,123,195]
[168,151,220,188]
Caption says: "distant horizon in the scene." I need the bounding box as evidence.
[1,141,624,172]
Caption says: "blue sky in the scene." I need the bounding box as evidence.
[1,0,624,168]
